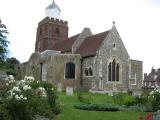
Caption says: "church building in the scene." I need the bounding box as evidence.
[16,0,143,94]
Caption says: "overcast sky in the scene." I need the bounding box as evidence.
[0,0,160,74]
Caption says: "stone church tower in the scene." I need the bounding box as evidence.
[35,0,68,53]
[16,0,143,95]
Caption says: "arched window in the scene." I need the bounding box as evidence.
[108,63,112,81]
[112,59,116,81]
[65,62,75,79]
[89,68,93,76]
[85,68,88,76]
[108,59,120,82]
[116,64,119,81]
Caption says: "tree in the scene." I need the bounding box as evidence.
[5,57,20,69]
[5,57,20,76]
[0,19,9,65]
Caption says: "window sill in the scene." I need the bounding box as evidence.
[83,76,94,78]
[131,84,137,86]
[65,78,75,80]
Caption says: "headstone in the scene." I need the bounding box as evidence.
[57,83,62,92]
[66,87,73,96]
[108,91,113,96]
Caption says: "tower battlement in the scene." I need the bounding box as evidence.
[39,17,68,26]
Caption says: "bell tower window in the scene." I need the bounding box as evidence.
[56,28,60,37]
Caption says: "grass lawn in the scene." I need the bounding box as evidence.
[55,92,144,120]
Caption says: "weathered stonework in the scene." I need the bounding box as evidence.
[15,51,81,91]
[81,57,95,90]
[72,28,92,53]
[80,25,143,93]
[129,59,143,95]
[46,54,81,90]
[16,13,143,93]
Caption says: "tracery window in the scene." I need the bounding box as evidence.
[84,67,93,76]
[89,68,93,76]
[85,68,89,76]
[108,59,120,81]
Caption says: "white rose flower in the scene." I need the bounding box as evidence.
[23,97,27,100]
[28,76,35,81]
[15,95,21,100]
[29,86,31,89]
[20,95,23,98]
[24,76,28,81]
[19,80,26,86]
[23,85,31,91]
[9,75,14,80]
[12,87,21,92]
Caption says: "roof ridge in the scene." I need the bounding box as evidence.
[54,33,80,45]
[88,30,110,38]
[75,30,110,57]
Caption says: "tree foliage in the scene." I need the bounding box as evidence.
[0,19,9,63]
[5,57,20,76]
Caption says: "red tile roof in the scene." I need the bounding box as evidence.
[75,30,110,57]
[53,34,80,53]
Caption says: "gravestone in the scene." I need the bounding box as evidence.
[108,91,113,96]
[66,87,73,96]
[57,83,62,92]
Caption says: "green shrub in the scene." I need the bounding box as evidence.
[40,82,62,114]
[113,92,125,105]
[77,92,93,104]
[134,96,148,106]
[74,104,119,111]
[6,98,32,120]
[0,77,62,120]
[113,92,135,107]
[149,90,160,112]
[0,100,10,120]
[123,95,135,107]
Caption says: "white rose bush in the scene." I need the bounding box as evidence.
[0,76,61,120]
[147,88,160,112]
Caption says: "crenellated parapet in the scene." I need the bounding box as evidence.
[38,17,68,26]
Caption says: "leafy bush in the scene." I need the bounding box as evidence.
[0,76,61,120]
[113,92,125,105]
[123,95,135,107]
[149,89,160,112]
[134,96,148,106]
[74,104,119,111]
[77,92,93,104]
[40,82,62,114]
[113,92,135,107]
